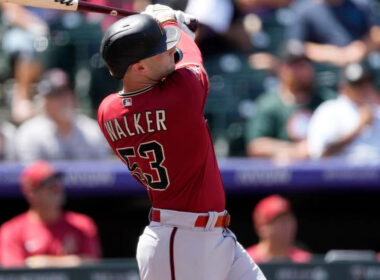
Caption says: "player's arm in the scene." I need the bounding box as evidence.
[144,5,209,101]
[143,4,203,67]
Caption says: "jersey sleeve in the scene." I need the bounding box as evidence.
[0,222,26,267]
[163,22,210,93]
[163,22,203,67]
[67,212,102,259]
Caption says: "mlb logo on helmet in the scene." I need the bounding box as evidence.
[122,98,133,107]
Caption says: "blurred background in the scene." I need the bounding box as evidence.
[2,0,380,279]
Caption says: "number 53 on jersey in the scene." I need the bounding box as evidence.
[117,141,170,190]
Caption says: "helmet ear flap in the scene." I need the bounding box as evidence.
[103,59,127,80]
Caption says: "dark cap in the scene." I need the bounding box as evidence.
[37,68,72,97]
[101,14,181,79]
[341,62,373,85]
[280,40,308,63]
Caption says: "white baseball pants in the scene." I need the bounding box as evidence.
[136,208,266,280]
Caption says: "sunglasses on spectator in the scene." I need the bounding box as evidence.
[35,173,63,190]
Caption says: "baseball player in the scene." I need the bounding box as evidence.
[97,4,266,280]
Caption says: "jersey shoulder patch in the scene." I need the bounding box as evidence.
[185,65,202,80]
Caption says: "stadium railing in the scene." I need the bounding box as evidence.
[1,257,380,280]
[0,158,380,198]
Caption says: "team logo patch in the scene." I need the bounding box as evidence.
[187,66,201,80]
[122,98,133,107]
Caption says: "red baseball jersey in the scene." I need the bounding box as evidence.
[0,211,101,267]
[98,23,225,213]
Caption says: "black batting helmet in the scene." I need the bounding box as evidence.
[100,14,181,79]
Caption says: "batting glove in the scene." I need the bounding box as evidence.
[174,10,197,40]
[143,4,197,40]
[143,4,176,24]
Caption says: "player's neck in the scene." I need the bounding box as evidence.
[122,74,159,94]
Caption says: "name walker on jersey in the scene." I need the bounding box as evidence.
[104,110,167,142]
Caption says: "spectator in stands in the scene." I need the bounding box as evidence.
[246,195,312,263]
[15,68,110,162]
[307,62,380,161]
[287,0,380,66]
[0,121,16,161]
[0,3,48,123]
[236,0,293,15]
[185,0,254,56]
[0,160,101,268]
[245,41,335,160]
[155,0,187,11]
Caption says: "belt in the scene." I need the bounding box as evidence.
[150,209,231,228]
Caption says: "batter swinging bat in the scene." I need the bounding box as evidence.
[0,0,198,30]
[0,0,137,17]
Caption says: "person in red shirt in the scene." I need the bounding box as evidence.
[0,161,101,268]
[97,4,266,280]
[246,195,312,263]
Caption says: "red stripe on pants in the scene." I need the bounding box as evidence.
[170,227,178,280]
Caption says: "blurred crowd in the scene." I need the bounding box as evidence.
[1,0,380,267]
[1,0,380,163]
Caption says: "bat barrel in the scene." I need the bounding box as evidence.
[78,2,137,17]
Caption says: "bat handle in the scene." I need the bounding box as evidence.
[78,2,137,17]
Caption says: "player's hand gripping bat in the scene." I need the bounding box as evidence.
[0,0,198,31]
[0,0,136,17]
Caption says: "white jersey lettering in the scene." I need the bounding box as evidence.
[114,118,127,139]
[146,111,154,133]
[134,113,145,134]
[156,110,167,131]
[105,120,117,142]
[104,110,167,142]
[123,115,135,136]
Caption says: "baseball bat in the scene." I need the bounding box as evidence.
[0,0,137,17]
